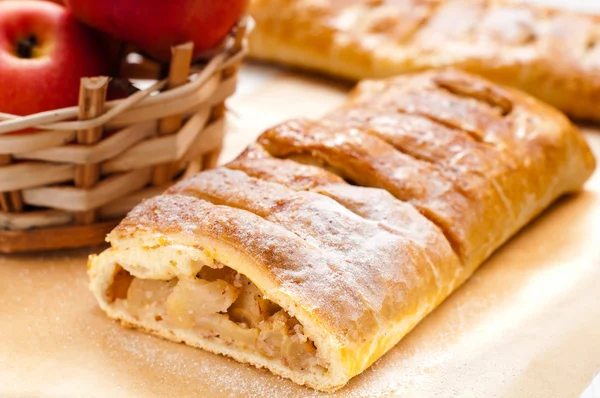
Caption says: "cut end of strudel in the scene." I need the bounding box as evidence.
[88,69,596,392]
[88,206,344,389]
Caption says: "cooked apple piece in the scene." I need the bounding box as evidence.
[126,278,175,318]
[194,314,259,348]
[257,310,288,357]
[255,310,320,370]
[284,323,318,371]
[283,339,318,370]
[227,278,262,327]
[227,274,280,328]
[166,277,240,328]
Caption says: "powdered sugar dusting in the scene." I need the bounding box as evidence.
[103,326,324,398]
[99,318,455,398]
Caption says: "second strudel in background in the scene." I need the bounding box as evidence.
[249,0,600,121]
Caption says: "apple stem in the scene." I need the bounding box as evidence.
[16,35,37,59]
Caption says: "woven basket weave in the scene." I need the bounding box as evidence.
[0,17,252,253]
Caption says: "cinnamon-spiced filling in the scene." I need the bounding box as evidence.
[109,264,328,373]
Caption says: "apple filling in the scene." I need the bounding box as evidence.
[109,264,328,373]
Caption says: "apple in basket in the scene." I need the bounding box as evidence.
[0,0,110,116]
[64,0,248,61]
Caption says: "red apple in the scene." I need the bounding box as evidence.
[64,0,247,61]
[0,1,110,116]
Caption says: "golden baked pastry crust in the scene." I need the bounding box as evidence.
[88,69,595,392]
[249,0,600,120]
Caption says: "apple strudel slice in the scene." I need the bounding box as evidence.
[249,0,600,121]
[88,69,595,392]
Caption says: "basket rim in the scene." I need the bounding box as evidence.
[0,16,254,135]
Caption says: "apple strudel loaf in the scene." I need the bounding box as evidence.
[88,69,595,392]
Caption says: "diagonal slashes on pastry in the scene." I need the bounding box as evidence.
[248,0,600,121]
[88,69,596,392]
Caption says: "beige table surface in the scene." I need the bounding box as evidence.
[3,1,600,396]
[2,68,600,398]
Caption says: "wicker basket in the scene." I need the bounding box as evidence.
[0,17,252,253]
